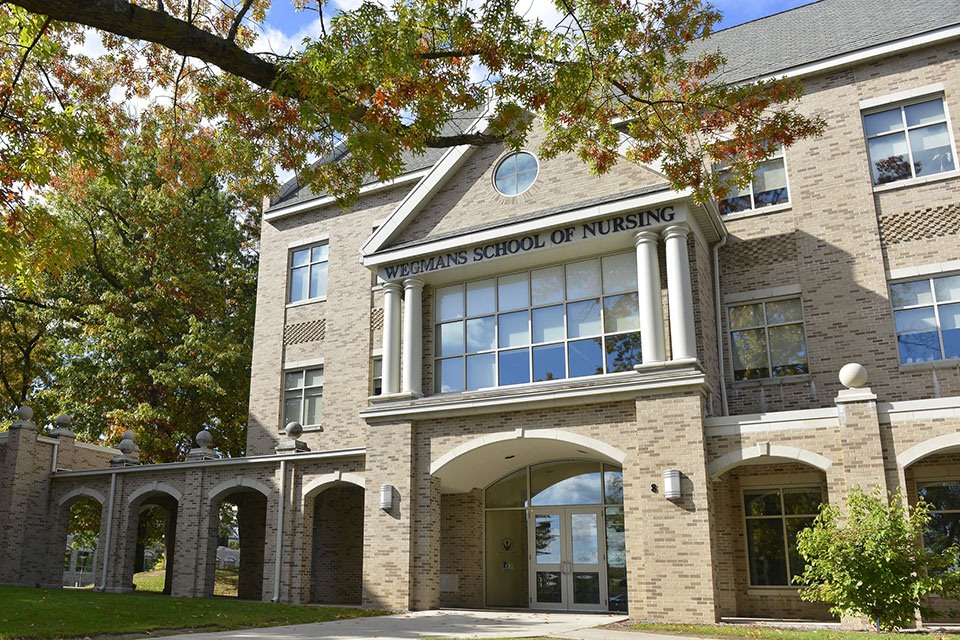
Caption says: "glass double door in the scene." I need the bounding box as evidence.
[529,507,607,611]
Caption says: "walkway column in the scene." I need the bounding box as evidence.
[381,282,402,395]
[634,231,666,364]
[402,278,424,396]
[663,223,697,361]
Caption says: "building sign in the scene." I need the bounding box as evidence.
[379,204,681,281]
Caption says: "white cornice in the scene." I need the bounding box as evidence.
[51,447,366,477]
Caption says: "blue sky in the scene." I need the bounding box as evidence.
[261,0,820,45]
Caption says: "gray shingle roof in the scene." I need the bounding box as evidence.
[270,0,960,210]
[691,0,960,84]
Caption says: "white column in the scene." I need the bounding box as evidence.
[634,230,666,364]
[381,282,402,395]
[402,278,424,396]
[663,223,697,361]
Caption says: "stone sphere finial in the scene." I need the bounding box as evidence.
[839,362,869,389]
[118,438,135,454]
[285,422,303,440]
[17,406,33,421]
[55,414,73,428]
[196,429,213,448]
[122,429,136,442]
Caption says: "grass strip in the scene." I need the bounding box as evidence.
[627,623,954,640]
[0,585,389,639]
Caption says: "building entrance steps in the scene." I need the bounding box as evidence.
[152,609,628,639]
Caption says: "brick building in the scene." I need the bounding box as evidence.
[2,0,960,623]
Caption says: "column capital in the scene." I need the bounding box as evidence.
[402,278,425,290]
[633,230,660,246]
[662,223,690,241]
[382,281,404,295]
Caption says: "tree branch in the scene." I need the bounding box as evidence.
[226,0,253,43]
[0,16,51,120]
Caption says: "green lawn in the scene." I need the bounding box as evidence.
[0,585,389,639]
[133,567,240,596]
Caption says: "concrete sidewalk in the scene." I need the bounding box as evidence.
[150,609,631,640]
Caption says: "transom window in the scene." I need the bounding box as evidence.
[728,297,808,380]
[434,252,641,393]
[744,487,823,586]
[864,96,956,186]
[919,482,960,554]
[890,275,960,363]
[494,151,539,196]
[715,148,789,215]
[282,366,323,428]
[289,244,329,304]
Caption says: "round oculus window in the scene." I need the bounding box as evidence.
[494,151,539,196]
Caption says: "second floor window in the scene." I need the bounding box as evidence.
[282,366,323,428]
[890,275,960,364]
[434,252,641,393]
[289,244,329,303]
[864,96,956,186]
[728,297,808,380]
[715,147,789,215]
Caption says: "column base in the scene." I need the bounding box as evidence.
[369,391,423,403]
[634,356,701,372]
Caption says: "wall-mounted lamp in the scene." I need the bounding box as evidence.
[380,484,395,511]
[663,469,681,500]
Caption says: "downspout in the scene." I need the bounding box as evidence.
[271,459,286,602]
[714,234,730,416]
[50,440,59,473]
[98,472,117,591]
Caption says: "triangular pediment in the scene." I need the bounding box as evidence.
[362,118,670,258]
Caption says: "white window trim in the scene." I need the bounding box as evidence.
[889,273,960,366]
[714,147,791,216]
[862,92,958,189]
[491,150,540,197]
[742,485,824,588]
[287,241,330,306]
[727,295,810,383]
[434,251,642,394]
[280,362,324,431]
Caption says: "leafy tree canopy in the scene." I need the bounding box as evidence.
[1,0,823,271]
[796,488,960,631]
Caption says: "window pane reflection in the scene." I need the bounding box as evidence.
[531,461,603,506]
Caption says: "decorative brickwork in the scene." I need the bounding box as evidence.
[283,319,326,345]
[878,203,960,245]
[370,308,384,331]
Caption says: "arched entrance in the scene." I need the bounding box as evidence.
[124,484,181,595]
[207,480,270,600]
[431,429,627,612]
[302,473,365,604]
[57,489,105,589]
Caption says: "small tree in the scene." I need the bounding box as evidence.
[796,487,960,631]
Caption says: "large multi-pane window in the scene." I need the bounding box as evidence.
[289,244,329,304]
[728,298,808,380]
[282,367,323,428]
[433,252,641,393]
[919,482,960,554]
[891,276,960,364]
[715,148,789,215]
[744,487,823,586]
[864,97,956,186]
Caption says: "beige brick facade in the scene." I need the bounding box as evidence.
[3,4,960,627]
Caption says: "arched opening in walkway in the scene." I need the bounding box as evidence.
[60,493,104,589]
[899,437,960,623]
[124,488,180,595]
[710,451,834,621]
[302,476,365,604]
[431,430,627,612]
[208,486,268,600]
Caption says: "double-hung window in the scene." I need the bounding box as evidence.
[919,482,960,554]
[890,275,960,363]
[715,148,789,215]
[728,297,808,380]
[371,356,383,396]
[289,244,329,304]
[744,487,823,586]
[434,252,642,393]
[864,96,956,186]
[282,367,323,428]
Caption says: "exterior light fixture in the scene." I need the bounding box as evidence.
[380,484,394,511]
[663,470,681,500]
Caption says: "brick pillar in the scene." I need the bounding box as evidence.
[411,473,441,610]
[171,469,205,597]
[835,383,888,498]
[102,475,136,593]
[630,389,720,622]
[362,420,416,610]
